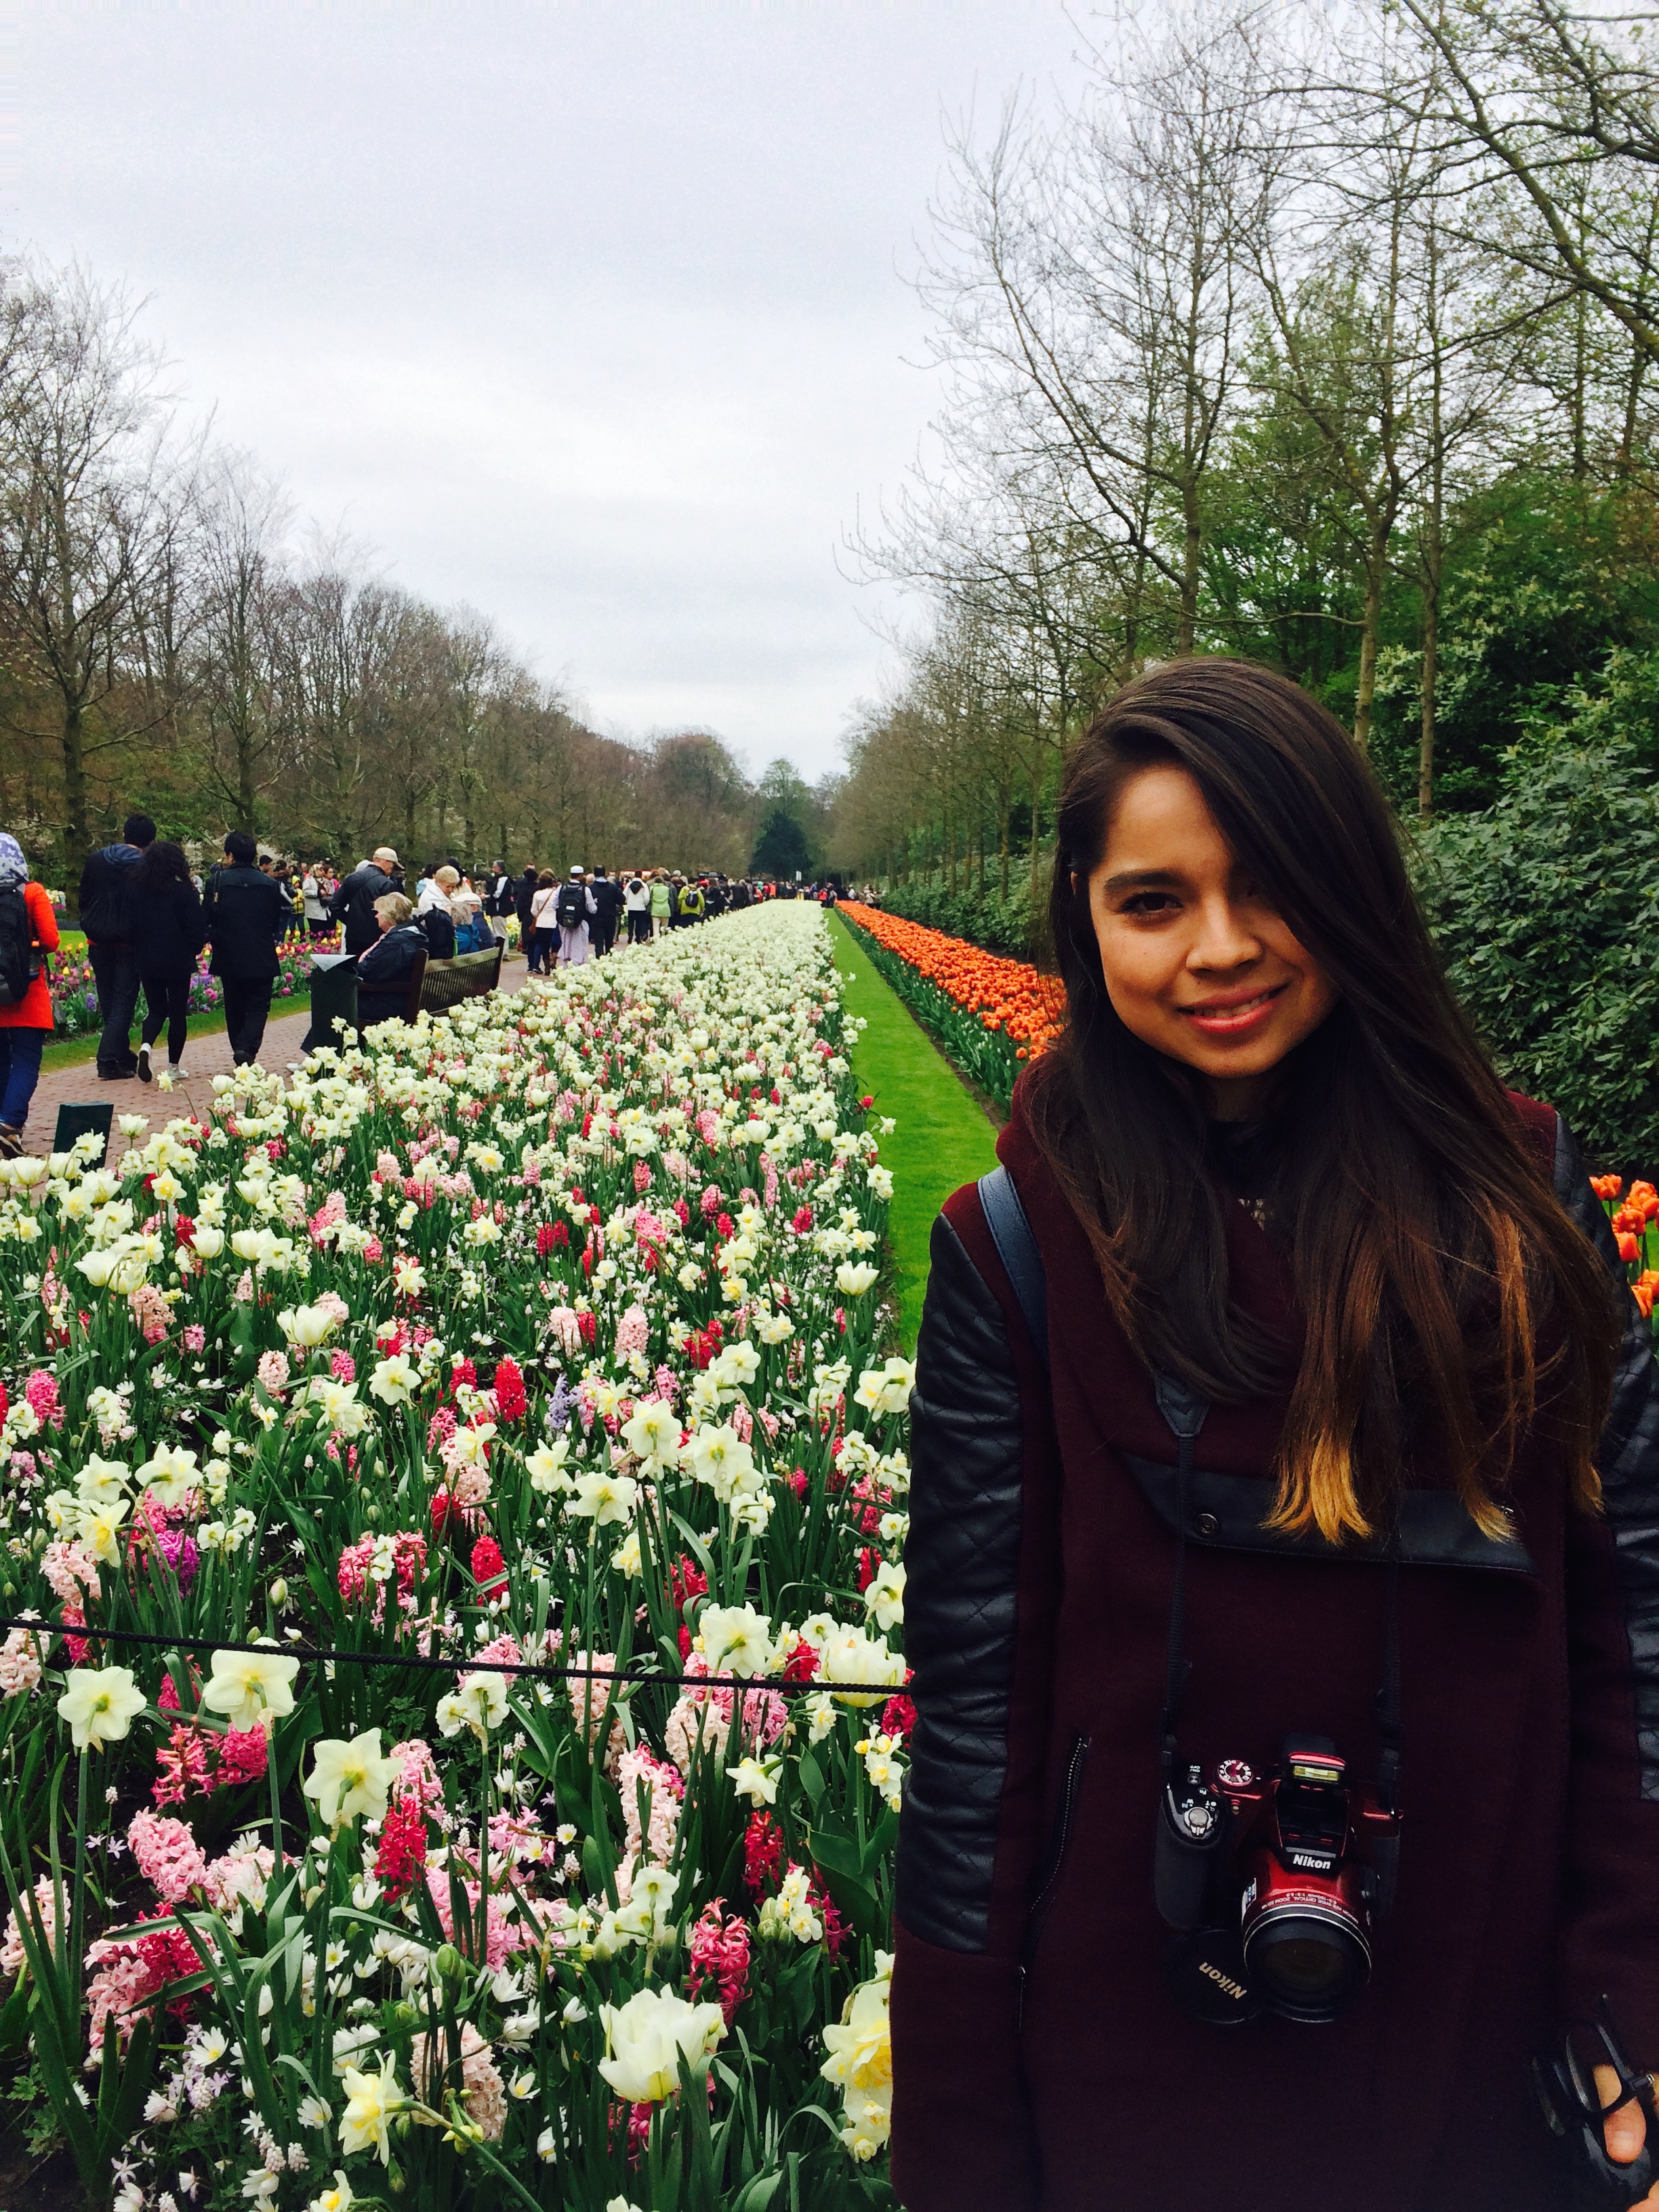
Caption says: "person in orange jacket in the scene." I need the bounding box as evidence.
[0,831,60,1156]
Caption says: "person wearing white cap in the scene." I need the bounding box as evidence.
[328,846,405,955]
[553,865,596,968]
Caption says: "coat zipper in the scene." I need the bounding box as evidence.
[1017,1732,1091,2031]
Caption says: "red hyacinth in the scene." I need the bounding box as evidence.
[493,1359,527,1422]
[374,1794,430,1904]
[880,1692,917,1741]
[470,1534,508,1598]
[743,1809,785,1893]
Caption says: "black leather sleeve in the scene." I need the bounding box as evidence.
[1553,1115,1659,1798]
[897,1212,1027,1952]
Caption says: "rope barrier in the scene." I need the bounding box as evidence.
[0,1614,899,1699]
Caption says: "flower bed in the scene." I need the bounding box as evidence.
[836,902,1063,1109]
[0,904,907,2209]
[51,935,340,1041]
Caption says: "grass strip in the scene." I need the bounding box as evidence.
[827,909,1002,1351]
[836,911,1023,1109]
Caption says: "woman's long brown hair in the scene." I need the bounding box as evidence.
[1027,658,1619,1541]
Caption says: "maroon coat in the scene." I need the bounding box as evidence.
[889,1083,1659,2212]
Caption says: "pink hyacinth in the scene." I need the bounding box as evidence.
[128,1810,209,1904]
[331,1349,356,1382]
[424,1870,527,1969]
[632,1160,653,1194]
[619,1744,684,1866]
[699,1181,722,1217]
[390,1738,445,1815]
[760,1153,779,1211]
[182,1324,206,1354]
[687,1900,752,2026]
[22,1372,62,1430]
[308,1191,348,1243]
[696,1111,721,1149]
[615,1305,649,1363]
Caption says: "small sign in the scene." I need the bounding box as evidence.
[52,1101,114,1168]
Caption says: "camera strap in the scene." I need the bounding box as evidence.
[1374,1553,1403,1817]
[1153,1371,1210,1782]
[1152,1374,1406,1832]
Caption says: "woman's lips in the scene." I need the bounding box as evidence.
[1177,983,1288,1038]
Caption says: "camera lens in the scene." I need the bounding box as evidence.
[1243,1906,1370,2024]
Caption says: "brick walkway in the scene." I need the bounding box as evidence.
[20,953,536,1165]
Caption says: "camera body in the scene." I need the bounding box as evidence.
[1156,1732,1400,2026]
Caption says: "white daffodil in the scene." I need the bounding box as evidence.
[58,1665,146,1752]
[368,1354,417,1406]
[201,1646,301,1734]
[565,1471,639,1527]
[303,1729,397,1828]
[525,1439,573,1494]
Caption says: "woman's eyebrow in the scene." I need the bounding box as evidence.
[1101,867,1184,892]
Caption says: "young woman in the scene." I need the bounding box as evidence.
[528,869,560,975]
[130,840,208,1082]
[890,660,1659,2212]
[0,831,58,1155]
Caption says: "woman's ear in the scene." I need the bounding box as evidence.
[1069,872,1079,896]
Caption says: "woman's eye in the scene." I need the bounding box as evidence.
[1120,892,1179,916]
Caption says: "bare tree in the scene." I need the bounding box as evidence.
[191,449,294,832]
[0,266,177,865]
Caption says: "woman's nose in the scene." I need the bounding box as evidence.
[1188,898,1262,970]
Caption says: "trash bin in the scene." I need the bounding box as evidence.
[302,954,360,1052]
[51,1101,113,1168]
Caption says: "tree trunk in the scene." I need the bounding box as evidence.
[1353,544,1385,754]
[1418,579,1437,821]
[237,726,258,834]
[62,699,89,869]
[1178,474,1201,655]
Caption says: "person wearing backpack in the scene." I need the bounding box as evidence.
[0,832,58,1155]
[890,660,1659,2212]
[130,840,209,1082]
[588,867,623,958]
[678,878,706,924]
[554,868,596,968]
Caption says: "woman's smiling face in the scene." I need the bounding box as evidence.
[1085,762,1339,1118]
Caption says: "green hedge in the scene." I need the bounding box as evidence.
[879,880,1041,962]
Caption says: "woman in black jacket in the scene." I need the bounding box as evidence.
[890,659,1659,2212]
[355,893,427,1028]
[130,841,208,1081]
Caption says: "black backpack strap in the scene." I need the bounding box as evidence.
[977,1165,1049,1371]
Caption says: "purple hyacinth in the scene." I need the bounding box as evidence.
[152,1528,201,1594]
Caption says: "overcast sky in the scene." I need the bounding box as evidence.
[10,1,1090,782]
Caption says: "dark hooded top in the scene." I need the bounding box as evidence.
[889,1078,1659,2212]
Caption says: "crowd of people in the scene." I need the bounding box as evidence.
[514,865,773,973]
[0,815,855,1156]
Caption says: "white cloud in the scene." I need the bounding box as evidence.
[14,0,1088,778]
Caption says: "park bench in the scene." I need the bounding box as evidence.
[302,937,505,1051]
